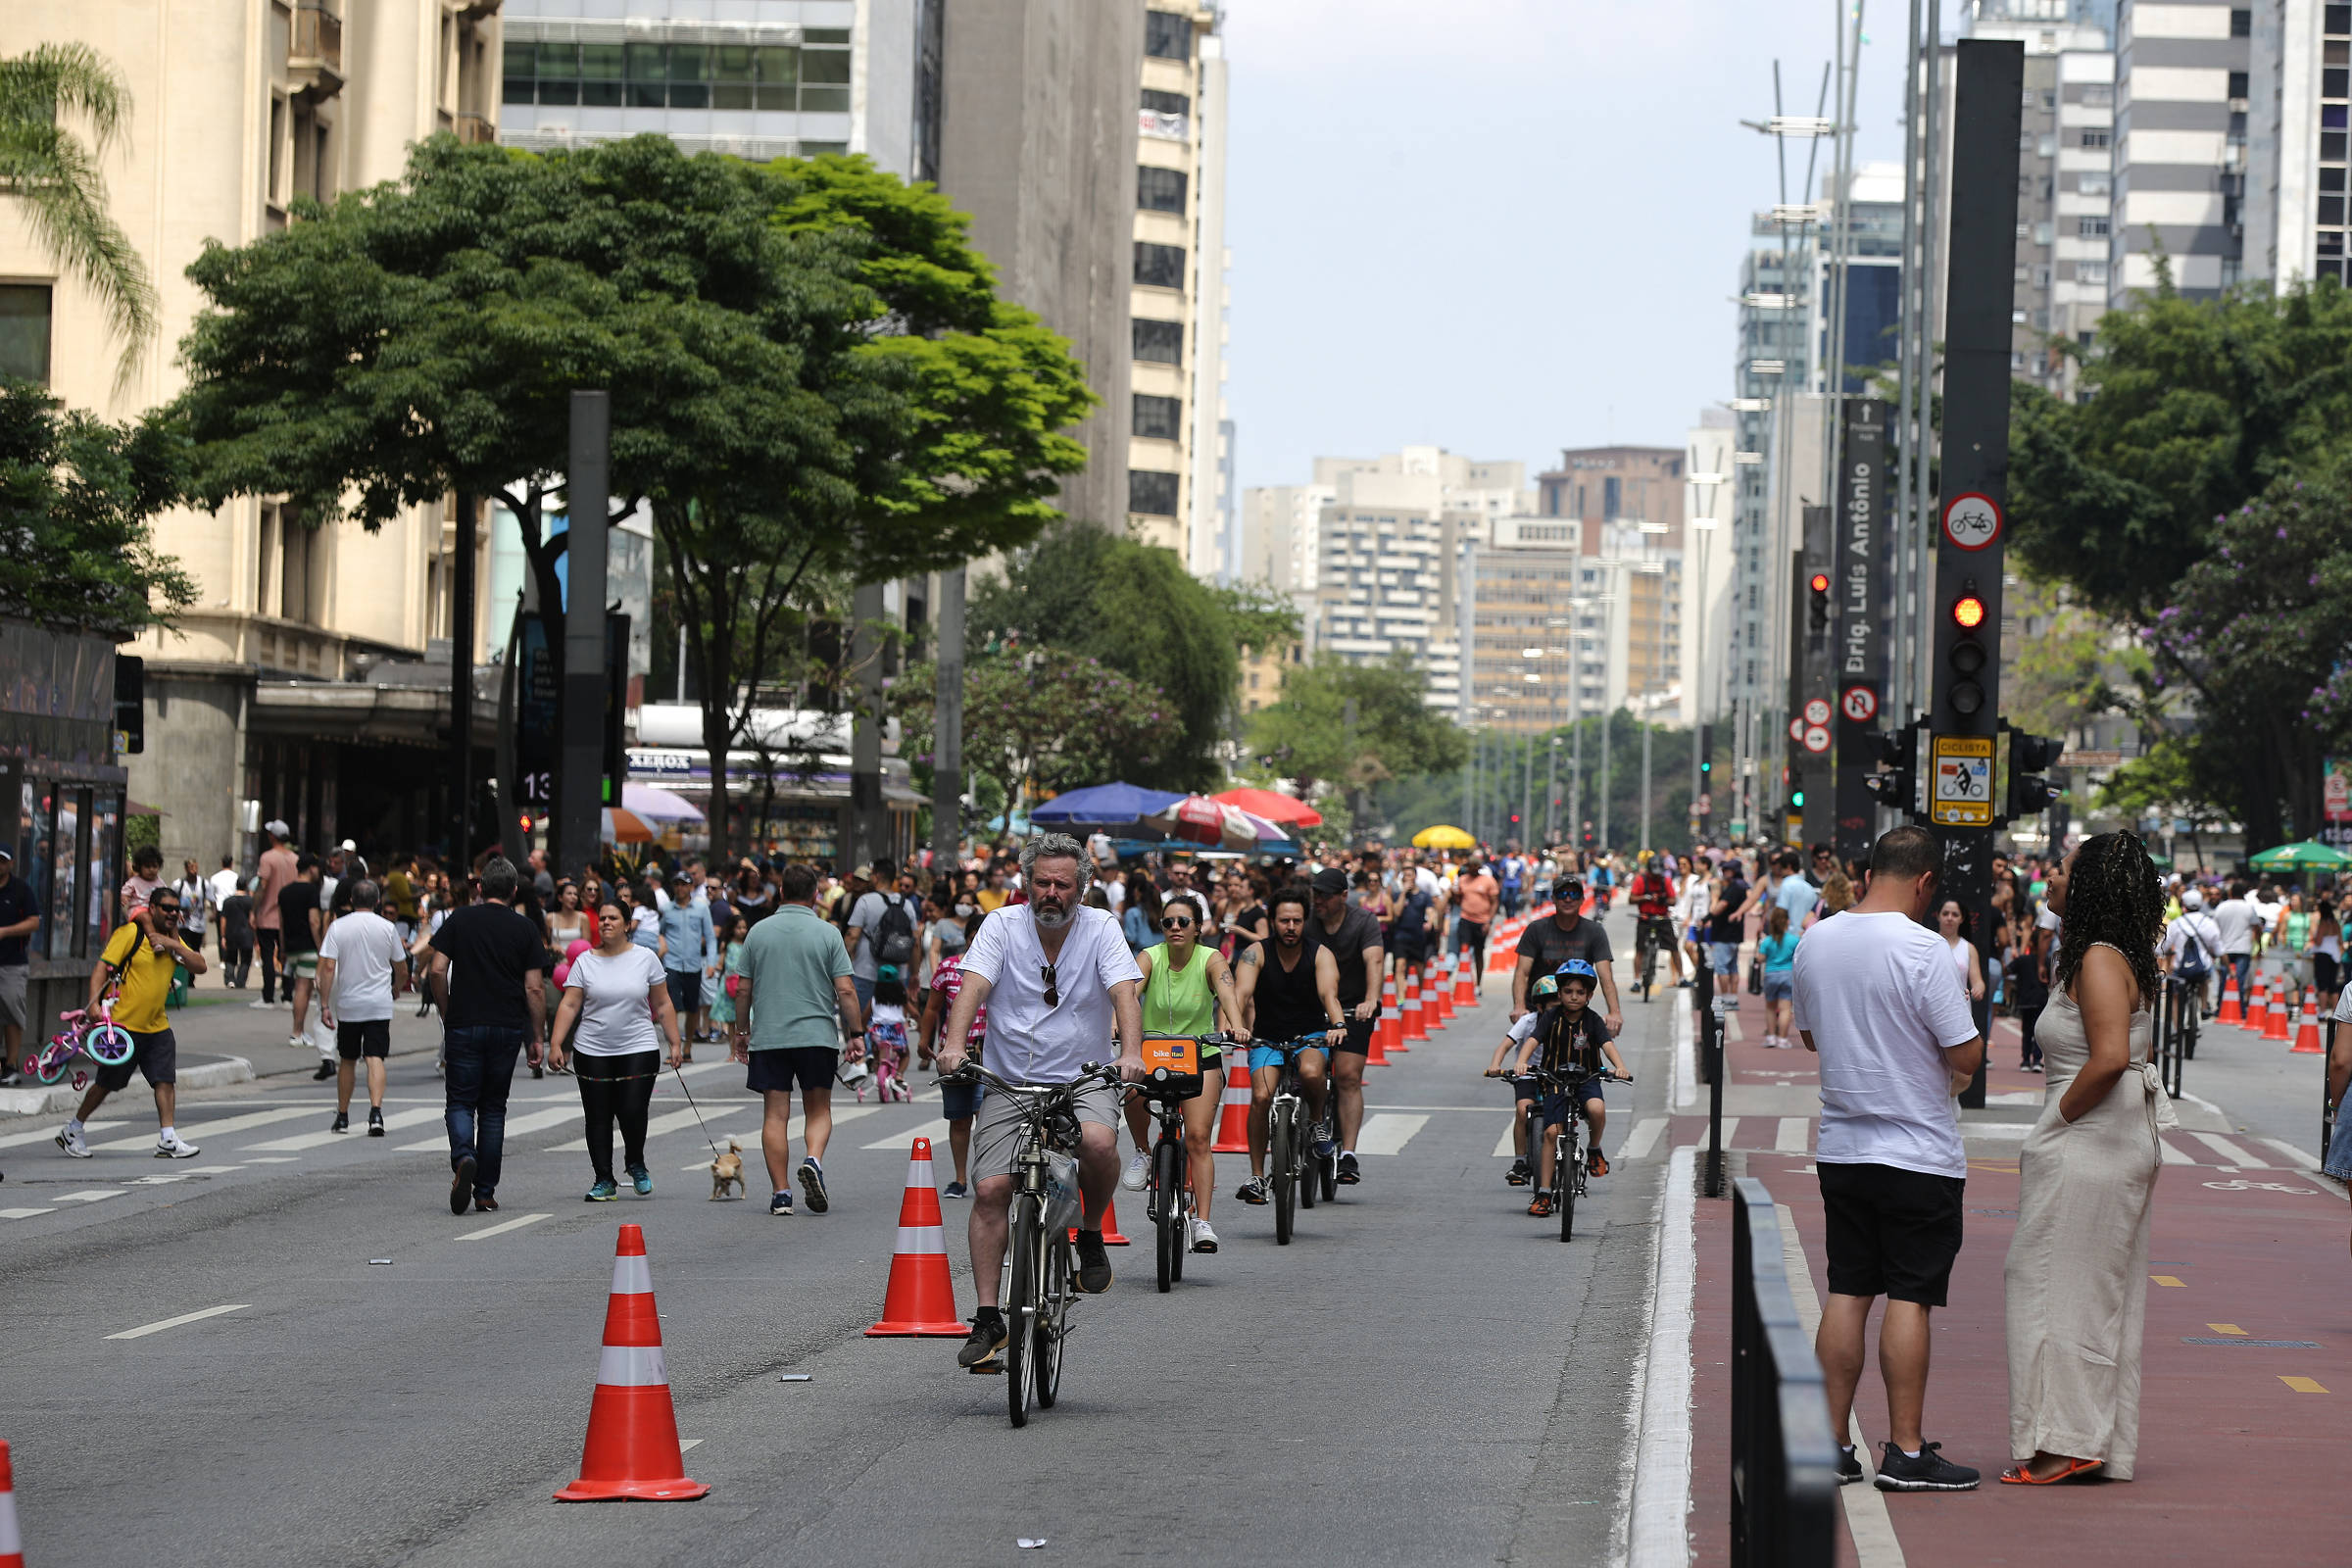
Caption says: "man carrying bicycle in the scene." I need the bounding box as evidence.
[1512,960,1627,1215]
[1629,853,1681,990]
[934,834,1147,1369]
[1233,886,1348,1205]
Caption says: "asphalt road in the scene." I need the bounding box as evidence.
[1,910,1683,1567]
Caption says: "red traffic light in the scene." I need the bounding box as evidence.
[1808,572,1831,594]
[1952,594,1986,630]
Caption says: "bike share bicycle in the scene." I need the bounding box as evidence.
[1132,1033,1226,1291]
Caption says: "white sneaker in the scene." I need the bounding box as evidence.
[249,998,278,1009]
[1189,1217,1220,1253]
[56,1125,91,1158]
[155,1132,200,1159]
[1120,1150,1151,1192]
[287,1035,304,1050]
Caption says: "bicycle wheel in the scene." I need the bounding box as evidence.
[1557,1128,1578,1244]
[1153,1137,1184,1293]
[1034,1233,1069,1408]
[1298,1115,1317,1210]
[1317,1115,1339,1202]
[1004,1199,1039,1427]
[1270,1106,1297,1246]
[84,1024,134,1067]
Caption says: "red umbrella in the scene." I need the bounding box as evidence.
[1211,786,1323,827]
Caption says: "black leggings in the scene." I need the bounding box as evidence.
[575,1050,660,1182]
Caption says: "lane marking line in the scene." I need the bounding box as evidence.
[1355,1112,1428,1156]
[678,1438,704,1451]
[2280,1375,2328,1394]
[2208,1323,2247,1336]
[1626,1145,1695,1568]
[0,1206,52,1220]
[1775,1117,1810,1152]
[456,1212,551,1241]
[2259,1137,2320,1171]
[1672,1002,1696,1110]
[1620,1117,1667,1162]
[1492,1115,1520,1159]
[51,1189,126,1203]
[2151,1274,2185,1287]
[1774,1204,1907,1567]
[106,1302,247,1340]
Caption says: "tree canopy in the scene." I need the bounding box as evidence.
[1246,652,1468,818]
[0,378,192,636]
[894,649,1181,813]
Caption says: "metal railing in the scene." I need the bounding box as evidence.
[2153,974,2199,1100]
[1730,1178,1838,1568]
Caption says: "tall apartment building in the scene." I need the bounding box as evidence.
[1,0,506,868]
[1460,520,1676,737]
[2246,0,2352,287]
[1238,483,1334,607]
[1535,446,1689,552]
[1129,4,1232,574]
[2113,0,2251,299]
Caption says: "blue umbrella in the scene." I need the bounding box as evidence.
[1028,781,1188,826]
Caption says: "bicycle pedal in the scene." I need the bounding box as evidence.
[965,1355,1004,1376]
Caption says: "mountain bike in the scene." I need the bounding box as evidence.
[941,1059,1120,1427]
[1134,1032,1225,1291]
[1634,918,1661,1004]
[1257,1036,1338,1245]
[1537,1068,1632,1243]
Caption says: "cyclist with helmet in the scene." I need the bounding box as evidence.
[1512,959,1627,1213]
[1512,873,1621,1035]
[1628,852,1681,989]
[1485,971,1558,1187]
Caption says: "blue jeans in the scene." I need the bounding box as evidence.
[444,1025,525,1199]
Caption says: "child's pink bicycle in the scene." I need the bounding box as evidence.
[864,1020,915,1104]
[23,991,134,1089]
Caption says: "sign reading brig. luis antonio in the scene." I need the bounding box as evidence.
[1833,397,1888,865]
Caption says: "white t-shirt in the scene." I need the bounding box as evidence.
[1790,910,1980,1180]
[564,946,667,1057]
[2212,897,2256,955]
[1101,875,1126,914]
[209,867,242,911]
[959,905,1143,1086]
[2162,912,2222,969]
[318,909,408,1022]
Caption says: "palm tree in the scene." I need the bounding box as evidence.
[0,42,158,386]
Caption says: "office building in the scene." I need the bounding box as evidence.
[1536,446,1690,552]
[1238,482,1334,608]
[2112,0,2251,299]
[0,0,507,868]
[1129,4,1233,573]
[2246,0,2352,286]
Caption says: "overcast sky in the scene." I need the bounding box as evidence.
[1222,0,1912,491]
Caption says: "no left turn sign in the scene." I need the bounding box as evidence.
[1942,491,2001,551]
[1840,685,1878,723]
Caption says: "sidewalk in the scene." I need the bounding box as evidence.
[1674,995,2346,1568]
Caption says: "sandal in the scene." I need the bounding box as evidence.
[1999,1457,2104,1486]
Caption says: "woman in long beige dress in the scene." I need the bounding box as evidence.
[2003,831,2176,1484]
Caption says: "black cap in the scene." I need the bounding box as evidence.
[1310,867,1349,897]
[1552,873,1583,899]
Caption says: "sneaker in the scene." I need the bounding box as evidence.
[1190,1217,1220,1253]
[1236,1177,1269,1205]
[367,1108,384,1137]
[1589,1149,1610,1178]
[769,1189,795,1216]
[1337,1151,1361,1186]
[331,1111,350,1135]
[1528,1191,1553,1217]
[1505,1157,1534,1188]
[943,1180,970,1200]
[1120,1149,1151,1191]
[311,1060,335,1081]
[585,1179,619,1201]
[155,1132,200,1159]
[1874,1442,1980,1493]
[1314,1132,1339,1161]
[629,1165,653,1197]
[0,1068,22,1087]
[250,998,278,1009]
[957,1307,1006,1368]
[1073,1230,1113,1293]
[1836,1446,1865,1486]
[798,1156,829,1214]
[56,1125,92,1158]
[451,1153,476,1216]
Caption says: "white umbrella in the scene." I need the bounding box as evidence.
[621,782,705,822]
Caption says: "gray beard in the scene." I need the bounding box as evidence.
[1033,902,1072,930]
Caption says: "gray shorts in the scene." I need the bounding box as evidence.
[0,962,25,1030]
[970,1077,1118,1183]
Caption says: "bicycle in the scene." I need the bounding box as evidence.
[1133,1032,1224,1292]
[1256,1036,1338,1245]
[22,991,134,1088]
[1634,919,1662,1004]
[1536,1067,1633,1243]
[939,1059,1121,1428]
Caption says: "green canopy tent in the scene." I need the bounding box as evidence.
[2246,840,2351,872]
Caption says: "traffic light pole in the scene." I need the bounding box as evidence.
[1833,396,1889,868]
[1928,38,2024,1110]
[1795,504,1837,848]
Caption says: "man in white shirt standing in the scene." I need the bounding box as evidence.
[316,878,411,1136]
[2211,879,2259,1005]
[1791,825,1985,1494]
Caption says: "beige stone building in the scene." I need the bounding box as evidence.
[2,1,507,870]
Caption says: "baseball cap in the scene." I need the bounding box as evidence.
[1310,867,1349,897]
[0,845,13,862]
[851,863,874,881]
[2180,890,2204,911]
[264,819,290,838]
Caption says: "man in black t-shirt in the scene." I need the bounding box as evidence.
[1511,875,1621,1035]
[278,855,331,1078]
[1307,867,1385,1186]
[425,857,549,1216]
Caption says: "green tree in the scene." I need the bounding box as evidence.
[1245,653,1469,824]
[894,650,1181,812]
[2002,578,2137,741]
[2095,733,2230,865]
[0,44,157,383]
[0,378,193,635]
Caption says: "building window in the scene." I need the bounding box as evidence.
[1141,88,1190,117]
[1134,241,1186,289]
[0,283,50,385]
[1145,10,1193,60]
[2079,128,2110,149]
[504,38,846,111]
[2230,8,2250,37]
[2078,260,2109,283]
[1129,469,1180,516]
[2079,172,2111,196]
[1137,165,1188,214]
[2230,71,2250,100]
[2328,68,2350,99]
[1133,393,1182,441]
[2077,215,2110,237]
[1133,317,1183,365]
[2331,4,2352,35]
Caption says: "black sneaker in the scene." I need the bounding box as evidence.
[798,1157,829,1214]
[1337,1152,1361,1186]
[1073,1230,1113,1293]
[330,1111,350,1135]
[367,1108,384,1137]
[1505,1157,1533,1188]
[957,1307,1006,1368]
[1836,1446,1864,1486]
[1874,1442,1979,1493]
[312,1060,336,1081]
[450,1154,476,1216]
[769,1189,794,1216]
[1236,1177,1269,1205]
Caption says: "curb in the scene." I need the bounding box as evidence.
[0,1054,255,1119]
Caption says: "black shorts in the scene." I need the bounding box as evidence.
[664,969,701,1017]
[1330,1014,1378,1056]
[747,1046,837,1095]
[1817,1160,1966,1307]
[336,1018,392,1059]
[2315,953,2339,993]
[97,1027,175,1091]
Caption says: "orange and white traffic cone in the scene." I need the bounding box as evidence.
[1380,976,1406,1054]
[2216,967,2242,1024]
[1401,971,1427,1042]
[2241,972,2267,1031]
[1211,1058,1252,1152]
[2266,981,2291,1042]
[0,1440,22,1568]
[1454,948,1478,1007]
[554,1224,711,1501]
[867,1137,965,1336]
[1429,962,1453,1028]
[1366,1004,1392,1063]
[2292,991,2325,1054]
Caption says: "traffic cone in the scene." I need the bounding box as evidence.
[1453,949,1478,1007]
[2292,991,2325,1054]
[0,1440,21,1568]
[1401,971,1427,1042]
[1074,1192,1130,1245]
[2265,981,2292,1041]
[1211,1058,1252,1152]
[2241,972,2267,1031]
[554,1224,711,1501]
[866,1137,965,1337]
[2216,967,2242,1024]
[1430,962,1454,1028]
[1379,976,1405,1054]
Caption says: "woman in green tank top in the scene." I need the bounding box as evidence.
[1120,898,1247,1254]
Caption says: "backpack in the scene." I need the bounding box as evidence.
[2174,916,2213,980]
[874,894,919,970]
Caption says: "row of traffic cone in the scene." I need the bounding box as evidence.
[2215,967,2326,1054]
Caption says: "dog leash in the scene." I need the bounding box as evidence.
[668,1063,726,1157]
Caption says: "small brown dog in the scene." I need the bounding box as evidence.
[710,1136,745,1200]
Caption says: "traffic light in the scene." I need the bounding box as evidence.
[2006,727,2064,821]
[1946,583,1988,715]
[1698,722,1713,779]
[1790,788,1805,809]
[1807,571,1832,633]
[1863,719,1921,814]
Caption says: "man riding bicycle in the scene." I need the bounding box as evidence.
[1629,853,1680,989]
[1233,886,1348,1204]
[934,834,1148,1369]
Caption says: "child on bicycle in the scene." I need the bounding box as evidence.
[1513,959,1626,1216]
[864,963,913,1103]
[1486,972,1558,1188]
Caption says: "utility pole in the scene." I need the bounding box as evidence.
[451,490,478,866]
[930,566,965,872]
[559,391,610,877]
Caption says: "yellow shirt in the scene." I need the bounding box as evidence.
[100,921,177,1034]
[976,889,1009,914]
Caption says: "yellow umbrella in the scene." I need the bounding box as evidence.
[1412,823,1475,850]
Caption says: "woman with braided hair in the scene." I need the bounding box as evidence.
[2002,831,2176,1486]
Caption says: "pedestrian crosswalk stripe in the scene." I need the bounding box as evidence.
[2159,1138,2194,1165]
[52,1190,125,1203]
[862,1112,949,1151]
[399,1103,578,1151]
[0,1206,50,1220]
[244,1106,444,1152]
[1355,1113,1427,1156]
[457,1211,550,1241]
[1775,1117,1809,1152]
[2189,1131,2265,1167]
[1620,1118,1666,1162]
[543,1101,761,1153]
[0,1118,125,1151]
[89,1104,316,1152]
